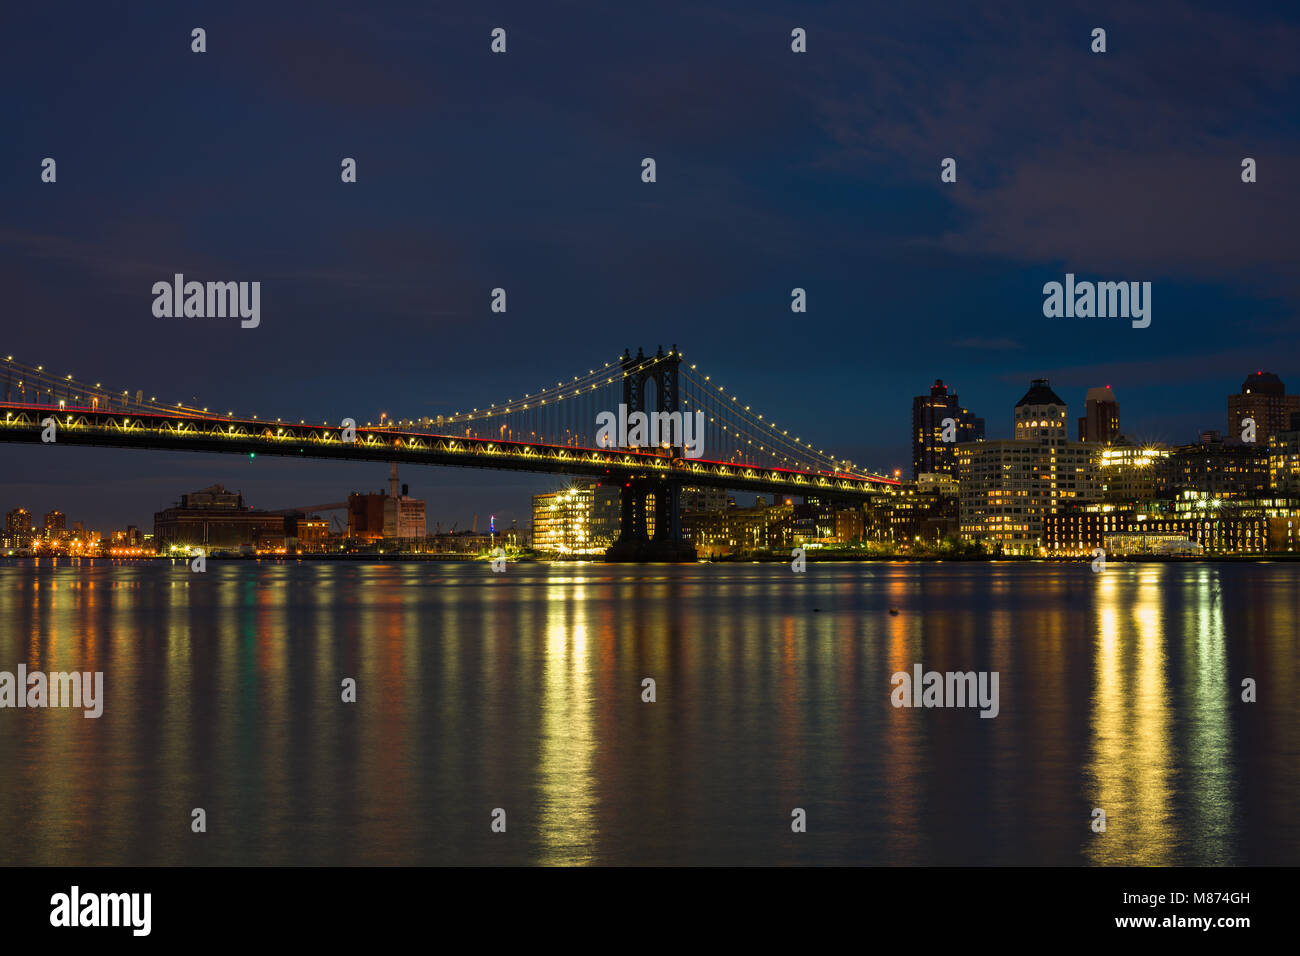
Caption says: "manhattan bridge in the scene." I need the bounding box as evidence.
[0,347,897,560]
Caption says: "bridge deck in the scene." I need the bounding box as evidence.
[0,404,896,498]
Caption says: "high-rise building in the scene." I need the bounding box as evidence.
[4,508,34,549]
[1228,371,1299,443]
[43,510,66,537]
[911,379,984,480]
[1077,385,1121,443]
[959,378,1101,553]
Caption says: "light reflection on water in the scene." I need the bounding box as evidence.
[0,558,1296,866]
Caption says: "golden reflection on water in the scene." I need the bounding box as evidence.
[1087,568,1172,863]
[1086,565,1233,864]
[537,576,597,864]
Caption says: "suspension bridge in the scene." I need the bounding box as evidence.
[0,347,896,560]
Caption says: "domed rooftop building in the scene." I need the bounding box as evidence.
[1014,378,1068,446]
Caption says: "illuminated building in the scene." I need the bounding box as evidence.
[347,467,426,544]
[1099,442,1172,502]
[1077,385,1121,442]
[959,379,1101,553]
[1012,379,1070,445]
[866,484,959,545]
[911,379,984,480]
[381,465,426,542]
[42,510,66,539]
[1269,430,1300,493]
[1044,505,1142,554]
[531,480,618,556]
[1272,516,1300,552]
[286,516,331,553]
[682,500,796,557]
[4,507,34,549]
[1160,439,1270,498]
[916,472,959,496]
[793,496,840,543]
[1102,533,1202,556]
[836,508,865,544]
[1045,493,1300,554]
[153,484,285,551]
[383,494,426,541]
[1227,371,1299,442]
[1168,492,1300,516]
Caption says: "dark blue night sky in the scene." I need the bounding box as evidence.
[3,1,1298,530]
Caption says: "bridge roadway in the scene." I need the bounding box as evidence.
[0,403,897,500]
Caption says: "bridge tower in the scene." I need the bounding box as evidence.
[605,345,697,562]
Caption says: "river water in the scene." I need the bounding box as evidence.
[0,559,1295,865]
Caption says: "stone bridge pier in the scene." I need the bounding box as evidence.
[604,477,697,562]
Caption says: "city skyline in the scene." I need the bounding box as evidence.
[7,364,1299,547]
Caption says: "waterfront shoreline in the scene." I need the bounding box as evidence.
[5,552,1300,565]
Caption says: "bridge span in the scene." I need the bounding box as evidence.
[0,348,897,560]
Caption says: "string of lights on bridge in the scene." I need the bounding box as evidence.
[1,351,875,479]
[418,349,865,477]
